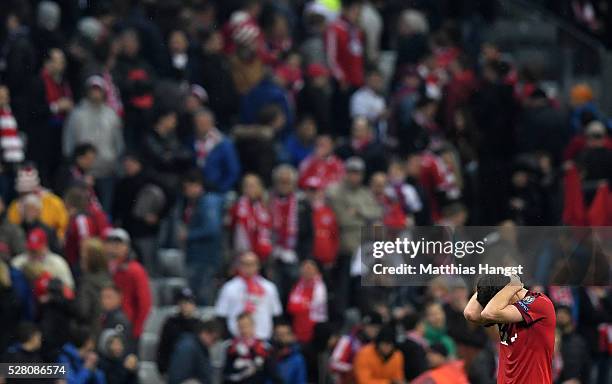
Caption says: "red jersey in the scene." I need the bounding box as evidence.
[497,291,556,384]
[324,17,365,87]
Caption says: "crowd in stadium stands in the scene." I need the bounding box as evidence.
[0,0,611,383]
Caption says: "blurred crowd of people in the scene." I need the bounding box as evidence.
[0,0,611,383]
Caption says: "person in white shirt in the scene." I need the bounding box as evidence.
[215,252,282,340]
[12,227,74,288]
[350,69,388,139]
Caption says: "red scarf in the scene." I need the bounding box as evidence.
[41,68,72,117]
[232,197,273,260]
[238,272,265,313]
[270,193,298,249]
[0,106,24,163]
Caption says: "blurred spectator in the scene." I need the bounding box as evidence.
[156,287,201,375]
[114,29,156,150]
[577,120,612,185]
[230,175,273,261]
[0,240,33,322]
[326,0,365,136]
[75,238,110,333]
[336,117,387,180]
[227,10,266,96]
[330,311,383,383]
[269,165,307,300]
[397,96,437,155]
[298,135,345,189]
[104,228,151,338]
[97,329,138,384]
[282,115,317,167]
[370,172,408,230]
[1,323,46,384]
[167,30,196,85]
[328,157,381,317]
[223,312,277,383]
[64,186,107,270]
[215,252,282,340]
[142,107,193,192]
[191,108,241,193]
[353,326,405,384]
[167,319,223,384]
[17,193,61,254]
[54,143,97,198]
[111,152,169,272]
[8,165,68,240]
[271,321,307,384]
[0,84,25,202]
[398,313,428,381]
[57,327,106,384]
[0,196,26,256]
[99,284,133,347]
[424,301,457,358]
[569,83,608,135]
[302,176,339,269]
[412,343,469,384]
[350,69,387,132]
[12,228,74,289]
[287,260,328,344]
[395,9,430,72]
[297,63,333,134]
[63,75,124,210]
[179,170,224,305]
[27,48,73,184]
[240,75,293,135]
[195,29,238,128]
[556,305,591,384]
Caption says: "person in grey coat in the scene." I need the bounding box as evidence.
[63,75,124,210]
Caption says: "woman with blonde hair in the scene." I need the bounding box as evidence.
[75,237,111,332]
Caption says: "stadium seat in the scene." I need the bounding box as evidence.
[138,362,164,384]
[143,306,177,334]
[138,332,159,362]
[157,248,186,278]
[152,277,189,306]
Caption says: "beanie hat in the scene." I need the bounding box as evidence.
[570,84,594,106]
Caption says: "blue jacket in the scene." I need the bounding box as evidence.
[57,343,106,384]
[192,136,241,193]
[167,334,212,384]
[185,193,224,263]
[10,266,35,320]
[282,134,314,166]
[240,77,293,134]
[274,345,307,384]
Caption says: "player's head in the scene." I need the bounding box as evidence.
[476,274,511,307]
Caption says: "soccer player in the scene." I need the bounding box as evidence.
[463,274,556,383]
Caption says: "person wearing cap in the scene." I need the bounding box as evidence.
[7,164,68,240]
[190,108,241,193]
[330,311,384,383]
[11,227,74,289]
[327,156,382,318]
[156,287,202,376]
[63,74,124,211]
[104,228,152,339]
[353,326,405,384]
[411,343,469,384]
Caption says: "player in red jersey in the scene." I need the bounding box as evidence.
[463,274,556,384]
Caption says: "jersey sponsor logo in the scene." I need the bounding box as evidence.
[518,295,535,312]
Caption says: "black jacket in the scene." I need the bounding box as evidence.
[156,314,202,374]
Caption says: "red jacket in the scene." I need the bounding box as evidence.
[325,17,365,87]
[112,259,152,338]
[298,155,345,189]
[311,203,339,266]
[64,213,97,267]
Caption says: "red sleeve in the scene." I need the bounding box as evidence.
[513,294,550,325]
[132,264,152,337]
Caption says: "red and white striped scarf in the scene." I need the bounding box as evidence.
[232,196,272,259]
[269,193,298,249]
[0,106,24,163]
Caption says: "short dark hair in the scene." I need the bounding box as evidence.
[16,322,40,344]
[71,325,93,348]
[195,319,223,335]
[476,275,511,307]
[183,169,204,185]
[73,143,97,159]
[402,313,423,331]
